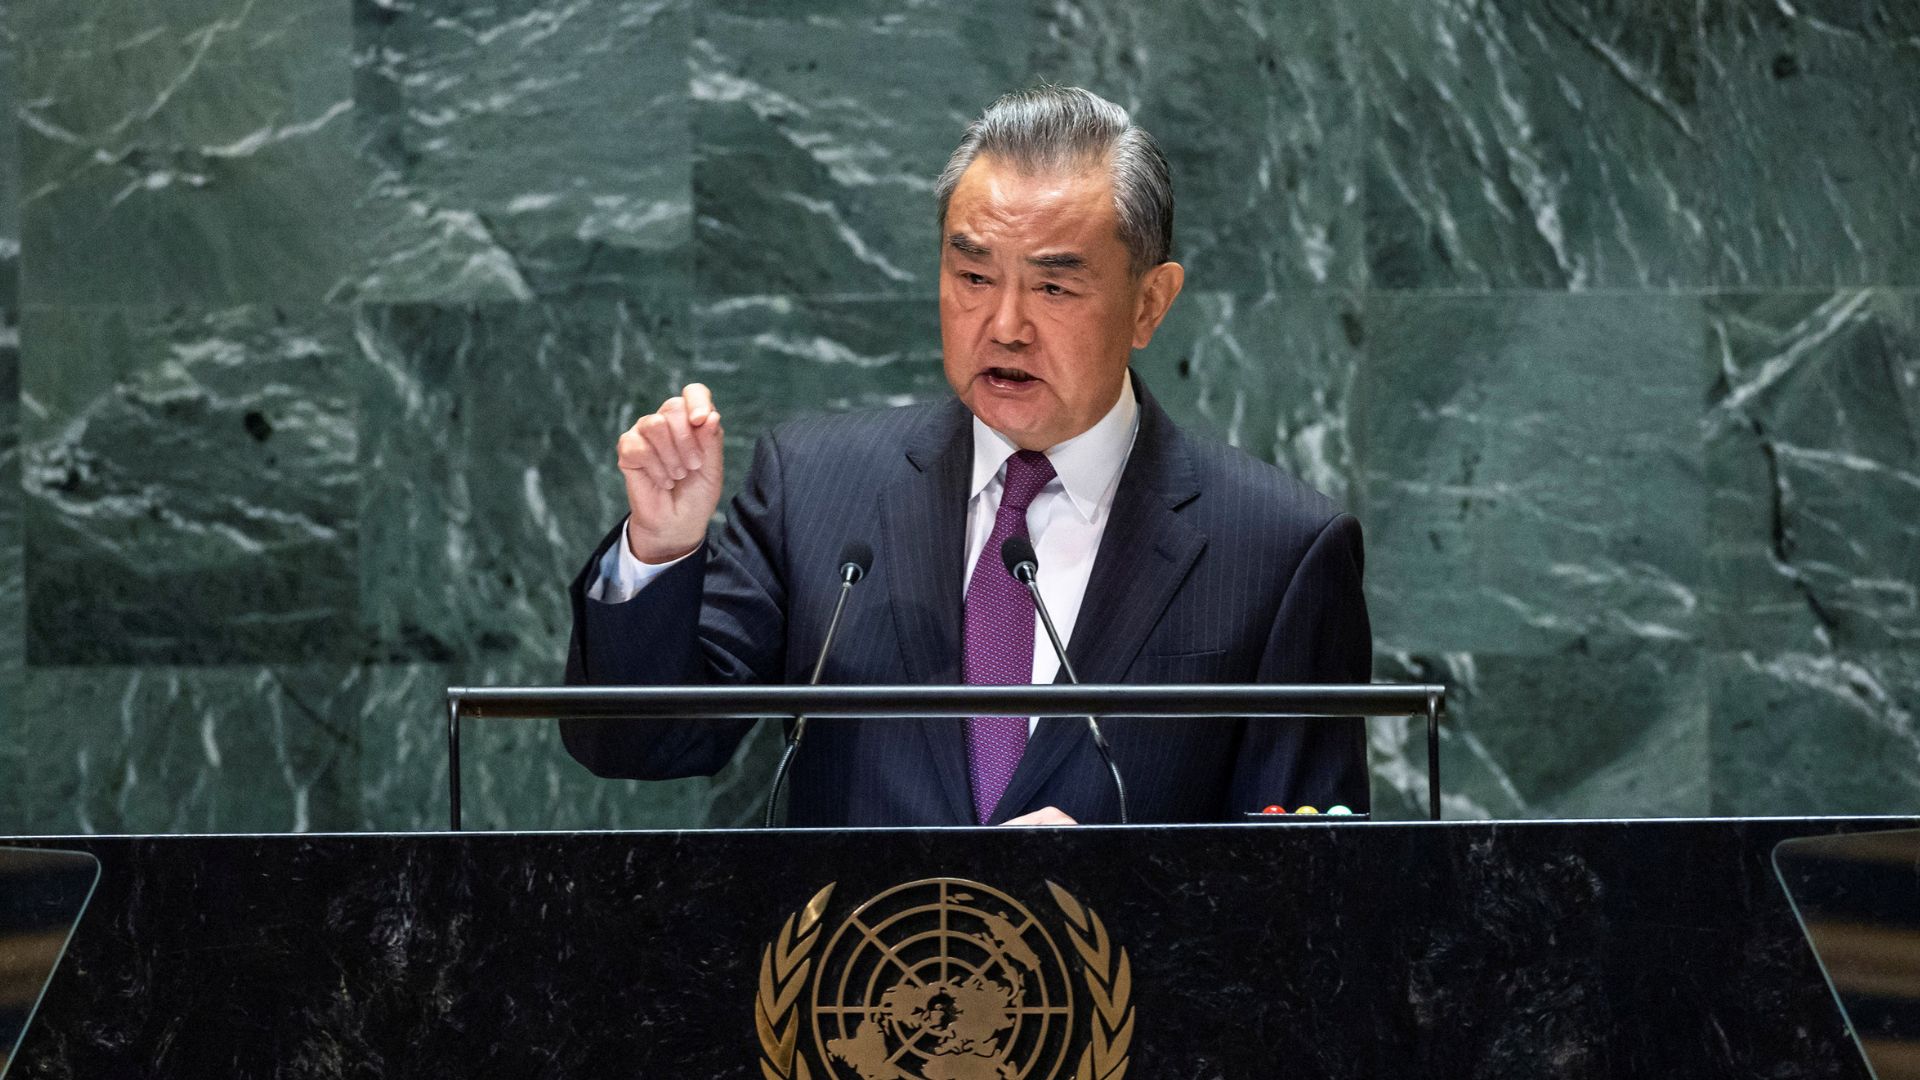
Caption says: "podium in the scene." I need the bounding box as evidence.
[1,817,1904,1078]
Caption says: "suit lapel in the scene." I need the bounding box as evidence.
[989,379,1208,822]
[985,704,1080,824]
[878,398,976,824]
[1062,386,1207,684]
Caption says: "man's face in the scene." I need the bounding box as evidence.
[939,155,1183,451]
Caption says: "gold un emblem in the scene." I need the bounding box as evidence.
[756,878,1134,1080]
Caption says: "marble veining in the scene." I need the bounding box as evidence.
[1133,290,1362,507]
[1697,4,1920,288]
[1356,292,1706,656]
[1359,0,1709,289]
[347,0,693,304]
[1711,650,1920,817]
[1,310,20,816]
[692,0,1029,300]
[21,306,359,666]
[1707,291,1920,654]
[1034,0,1368,292]
[0,18,19,307]
[14,0,364,305]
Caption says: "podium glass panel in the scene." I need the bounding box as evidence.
[0,848,99,1078]
[1775,829,1920,1080]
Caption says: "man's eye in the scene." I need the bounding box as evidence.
[960,272,989,286]
[1039,283,1069,297]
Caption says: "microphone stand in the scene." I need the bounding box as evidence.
[1010,561,1130,825]
[763,561,862,827]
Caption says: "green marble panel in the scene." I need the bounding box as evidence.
[1357,293,1706,655]
[1371,644,1709,821]
[0,311,19,828]
[347,0,692,304]
[0,310,18,676]
[691,0,1030,300]
[1698,4,1920,287]
[1710,649,1920,815]
[1358,0,1707,289]
[1132,290,1362,506]
[0,661,18,830]
[358,658,783,832]
[356,291,688,666]
[21,305,359,664]
[14,0,362,305]
[354,663,450,830]
[1707,291,1920,653]
[0,20,18,306]
[10,665,361,834]
[1033,0,1366,291]
[693,294,949,456]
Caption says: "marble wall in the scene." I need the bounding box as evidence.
[0,0,1914,832]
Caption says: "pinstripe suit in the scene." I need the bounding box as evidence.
[562,376,1371,826]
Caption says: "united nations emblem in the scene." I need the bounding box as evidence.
[756,879,1133,1080]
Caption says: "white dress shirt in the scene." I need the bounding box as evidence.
[590,373,1142,730]
[959,372,1138,693]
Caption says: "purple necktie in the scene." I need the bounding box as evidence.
[964,449,1057,823]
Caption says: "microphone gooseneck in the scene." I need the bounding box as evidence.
[765,539,873,827]
[997,535,1129,824]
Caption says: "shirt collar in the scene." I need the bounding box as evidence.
[968,370,1140,522]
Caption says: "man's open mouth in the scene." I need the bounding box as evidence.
[984,367,1038,384]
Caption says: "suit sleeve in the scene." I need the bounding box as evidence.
[1225,512,1373,815]
[560,432,793,780]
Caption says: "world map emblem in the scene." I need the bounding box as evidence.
[756,879,1134,1080]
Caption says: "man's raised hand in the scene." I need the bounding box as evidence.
[617,383,725,564]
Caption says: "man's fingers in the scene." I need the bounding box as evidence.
[661,403,703,472]
[639,414,689,481]
[613,391,724,563]
[694,412,723,453]
[999,806,1079,827]
[616,428,656,480]
[616,385,723,506]
[618,423,676,490]
[683,382,715,424]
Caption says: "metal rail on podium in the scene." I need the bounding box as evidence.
[444,683,1447,830]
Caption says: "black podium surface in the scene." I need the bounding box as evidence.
[2,818,1906,1079]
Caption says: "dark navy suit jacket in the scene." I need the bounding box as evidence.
[561,378,1372,826]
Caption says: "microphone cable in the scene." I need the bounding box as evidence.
[763,540,873,827]
[1000,535,1130,825]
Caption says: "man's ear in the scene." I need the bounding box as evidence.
[1131,261,1186,349]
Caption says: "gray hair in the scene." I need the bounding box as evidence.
[935,85,1174,276]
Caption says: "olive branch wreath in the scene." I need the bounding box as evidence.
[757,883,834,1080]
[1047,882,1133,1080]
[754,881,1132,1080]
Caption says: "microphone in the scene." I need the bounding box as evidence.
[999,535,1129,824]
[764,540,874,827]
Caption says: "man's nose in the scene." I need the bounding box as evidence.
[989,285,1034,349]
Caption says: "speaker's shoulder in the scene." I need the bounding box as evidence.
[757,399,950,478]
[1177,431,1349,533]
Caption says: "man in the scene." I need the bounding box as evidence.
[562,86,1370,826]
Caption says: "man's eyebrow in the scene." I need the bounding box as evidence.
[1029,252,1088,272]
[947,233,989,257]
